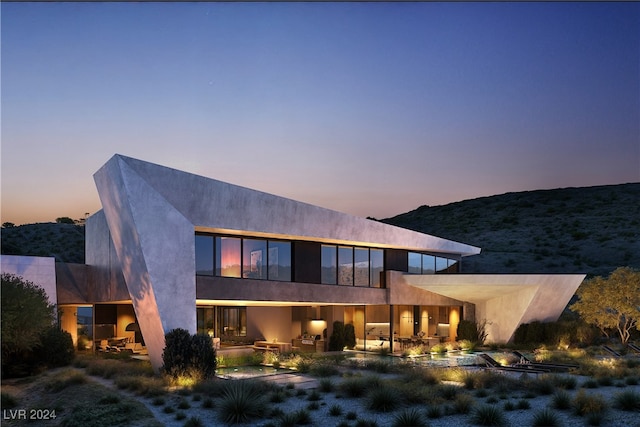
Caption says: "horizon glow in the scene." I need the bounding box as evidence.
[2,2,638,225]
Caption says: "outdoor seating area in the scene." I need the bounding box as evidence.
[97,337,147,354]
[253,340,292,353]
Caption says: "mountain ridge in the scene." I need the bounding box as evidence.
[2,183,639,277]
[382,182,640,277]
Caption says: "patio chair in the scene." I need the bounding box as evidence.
[602,345,621,357]
[98,340,112,352]
[478,353,550,374]
[512,351,578,372]
[627,342,640,354]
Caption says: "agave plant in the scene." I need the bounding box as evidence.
[217,380,266,424]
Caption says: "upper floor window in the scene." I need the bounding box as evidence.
[321,245,337,285]
[217,237,241,278]
[195,235,214,275]
[407,252,459,274]
[196,234,291,281]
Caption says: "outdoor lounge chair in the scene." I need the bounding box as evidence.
[512,350,579,372]
[478,353,550,374]
[627,342,640,355]
[602,345,621,357]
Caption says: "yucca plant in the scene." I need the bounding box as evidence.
[426,404,442,418]
[367,386,402,412]
[339,377,369,398]
[453,393,475,414]
[552,389,571,410]
[516,399,531,410]
[613,389,640,411]
[438,384,459,401]
[392,408,426,427]
[532,408,560,427]
[503,401,515,411]
[217,380,266,424]
[471,404,506,426]
[318,378,334,393]
[328,404,343,416]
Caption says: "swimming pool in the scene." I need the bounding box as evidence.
[345,351,480,368]
[215,365,286,379]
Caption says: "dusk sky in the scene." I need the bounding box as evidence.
[2,2,638,225]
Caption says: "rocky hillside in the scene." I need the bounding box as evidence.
[2,183,639,277]
[383,183,640,277]
[1,222,85,264]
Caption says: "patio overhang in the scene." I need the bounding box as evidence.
[402,273,585,342]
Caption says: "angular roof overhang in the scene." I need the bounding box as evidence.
[402,273,585,342]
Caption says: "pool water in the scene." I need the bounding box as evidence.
[345,351,480,368]
[215,365,284,379]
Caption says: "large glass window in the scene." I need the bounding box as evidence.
[195,235,214,276]
[354,248,369,287]
[338,246,354,286]
[422,254,435,274]
[435,256,448,273]
[370,249,384,287]
[447,258,459,273]
[243,239,267,279]
[408,252,422,274]
[268,241,291,281]
[216,237,241,277]
[219,307,246,337]
[321,245,337,284]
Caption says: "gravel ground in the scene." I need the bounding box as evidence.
[128,370,640,427]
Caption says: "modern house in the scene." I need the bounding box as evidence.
[2,155,585,371]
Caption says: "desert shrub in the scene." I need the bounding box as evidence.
[44,369,87,392]
[39,326,75,368]
[453,393,475,414]
[269,389,287,403]
[344,323,356,349]
[573,390,607,416]
[457,319,480,342]
[328,404,342,416]
[328,321,345,351]
[217,380,266,424]
[1,273,56,377]
[426,404,442,418]
[532,408,561,427]
[438,384,459,400]
[532,375,556,395]
[430,343,446,354]
[458,339,476,351]
[162,328,192,378]
[1,391,18,409]
[339,376,369,398]
[190,334,216,379]
[307,389,321,402]
[310,360,339,377]
[552,390,571,410]
[613,389,640,411]
[367,386,402,412]
[184,417,204,427]
[392,408,426,427]
[471,404,506,426]
[114,375,166,397]
[318,378,334,393]
[162,329,216,381]
[363,359,393,373]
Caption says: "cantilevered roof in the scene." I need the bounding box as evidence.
[403,273,585,342]
[96,155,480,256]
